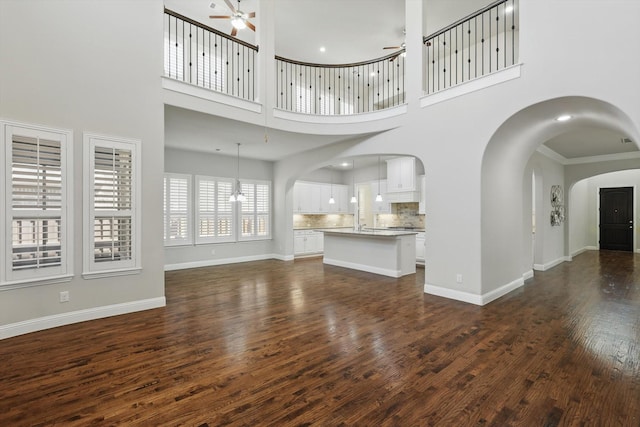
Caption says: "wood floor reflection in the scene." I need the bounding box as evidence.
[1,250,639,425]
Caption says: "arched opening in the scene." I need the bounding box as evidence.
[481,96,640,299]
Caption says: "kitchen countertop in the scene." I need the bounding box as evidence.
[317,228,418,237]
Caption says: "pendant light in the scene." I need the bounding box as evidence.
[350,160,357,204]
[328,166,335,204]
[229,143,246,202]
[375,156,383,202]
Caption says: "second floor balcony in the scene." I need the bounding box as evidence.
[163,0,519,119]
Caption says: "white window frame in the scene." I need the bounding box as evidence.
[0,120,74,289]
[163,173,193,246]
[83,133,141,279]
[195,175,236,244]
[239,179,271,241]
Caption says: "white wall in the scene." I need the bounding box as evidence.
[0,0,166,332]
[569,179,591,255]
[164,147,275,268]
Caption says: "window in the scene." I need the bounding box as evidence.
[240,180,271,240]
[83,133,141,278]
[163,173,192,246]
[1,120,73,286]
[195,176,235,244]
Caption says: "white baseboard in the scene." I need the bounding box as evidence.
[523,269,534,280]
[0,297,166,340]
[480,276,525,305]
[533,256,569,272]
[424,284,483,305]
[324,258,402,278]
[425,274,526,306]
[164,253,287,271]
[571,246,598,257]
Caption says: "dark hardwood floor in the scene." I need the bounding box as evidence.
[1,250,639,426]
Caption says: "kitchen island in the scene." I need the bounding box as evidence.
[319,228,417,278]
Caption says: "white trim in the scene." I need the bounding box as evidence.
[533,256,569,271]
[0,274,73,291]
[82,267,142,280]
[0,297,166,340]
[272,253,294,262]
[1,120,74,286]
[424,275,527,306]
[523,269,534,280]
[164,253,280,271]
[420,64,522,108]
[424,283,483,305]
[537,145,640,166]
[571,246,598,257]
[162,77,262,113]
[480,277,525,305]
[273,104,407,124]
[83,133,142,275]
[323,257,401,278]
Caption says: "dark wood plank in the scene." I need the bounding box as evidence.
[0,251,639,425]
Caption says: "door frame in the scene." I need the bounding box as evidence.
[597,185,637,252]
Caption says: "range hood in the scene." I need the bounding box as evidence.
[384,191,420,203]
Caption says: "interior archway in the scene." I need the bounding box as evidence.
[481,96,640,295]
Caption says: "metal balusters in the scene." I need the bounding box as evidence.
[164,9,258,102]
[423,0,518,95]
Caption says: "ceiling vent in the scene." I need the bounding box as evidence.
[621,137,633,144]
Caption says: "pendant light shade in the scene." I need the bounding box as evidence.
[229,143,245,202]
[350,160,357,203]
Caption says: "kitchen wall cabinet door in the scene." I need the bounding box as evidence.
[293,182,313,213]
[386,157,416,193]
[415,232,425,263]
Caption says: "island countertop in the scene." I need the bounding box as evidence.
[316,228,418,237]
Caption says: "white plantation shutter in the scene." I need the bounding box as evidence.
[196,176,234,243]
[163,174,192,245]
[84,134,141,277]
[239,180,271,240]
[2,122,73,285]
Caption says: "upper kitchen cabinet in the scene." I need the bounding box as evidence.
[386,157,416,193]
[293,181,349,214]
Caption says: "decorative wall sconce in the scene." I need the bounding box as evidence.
[550,185,564,226]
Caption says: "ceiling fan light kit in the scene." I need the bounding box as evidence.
[210,0,256,37]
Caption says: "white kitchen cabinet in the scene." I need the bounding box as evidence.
[294,230,324,256]
[415,232,425,264]
[293,182,313,213]
[386,157,416,193]
[371,180,391,213]
[294,181,350,214]
[418,175,426,214]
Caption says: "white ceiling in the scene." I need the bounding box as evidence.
[163,0,639,166]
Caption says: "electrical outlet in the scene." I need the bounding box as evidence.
[59,291,70,303]
[456,274,463,284]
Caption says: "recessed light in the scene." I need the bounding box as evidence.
[556,115,572,122]
[341,162,349,167]
[319,46,326,53]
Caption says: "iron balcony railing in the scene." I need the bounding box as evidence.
[423,0,518,94]
[164,8,258,101]
[275,51,406,115]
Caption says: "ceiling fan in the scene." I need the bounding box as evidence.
[210,0,256,37]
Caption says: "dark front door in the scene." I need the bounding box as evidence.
[599,187,633,251]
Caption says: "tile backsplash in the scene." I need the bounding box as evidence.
[375,202,425,228]
[294,214,355,229]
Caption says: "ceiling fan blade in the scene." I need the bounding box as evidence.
[224,0,237,13]
[247,11,256,18]
[231,27,238,37]
[383,46,401,50]
[246,21,256,32]
[210,15,232,19]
